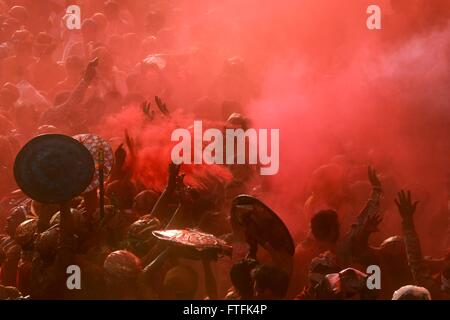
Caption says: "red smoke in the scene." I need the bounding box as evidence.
[91,0,449,254]
[96,105,233,192]
[22,0,450,252]
[238,0,450,253]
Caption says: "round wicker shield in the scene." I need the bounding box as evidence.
[14,134,95,204]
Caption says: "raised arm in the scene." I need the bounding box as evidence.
[395,190,435,290]
[39,58,98,126]
[355,166,383,226]
[150,163,180,222]
[58,58,98,113]
[343,166,383,263]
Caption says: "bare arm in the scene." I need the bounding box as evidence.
[57,58,97,113]
[354,167,383,228]
[39,58,97,126]
[395,190,435,290]
[150,163,180,222]
[343,167,382,263]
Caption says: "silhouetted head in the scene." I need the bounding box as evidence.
[230,258,259,298]
[105,180,137,209]
[81,18,98,42]
[310,210,340,243]
[8,6,28,25]
[379,235,409,269]
[144,11,165,34]
[5,206,27,236]
[14,219,37,249]
[132,190,159,215]
[104,250,142,289]
[91,12,108,32]
[0,82,20,108]
[309,251,339,286]
[90,46,114,75]
[162,266,198,299]
[104,0,120,21]
[34,32,55,57]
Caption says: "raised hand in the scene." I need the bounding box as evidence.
[364,213,382,233]
[395,190,419,220]
[155,96,170,117]
[83,57,99,83]
[124,130,135,155]
[368,166,381,189]
[168,162,181,188]
[141,101,154,120]
[114,143,126,166]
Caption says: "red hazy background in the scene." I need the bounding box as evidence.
[2,0,449,255]
[96,0,449,254]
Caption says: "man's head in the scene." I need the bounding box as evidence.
[162,265,198,299]
[105,179,137,209]
[14,219,37,249]
[230,258,259,298]
[8,6,28,25]
[132,190,159,216]
[103,250,142,288]
[81,18,98,42]
[144,11,165,34]
[392,285,431,300]
[225,112,247,130]
[5,206,27,236]
[379,235,408,268]
[310,163,346,201]
[308,251,339,286]
[90,46,114,75]
[91,12,108,33]
[11,29,33,55]
[104,0,120,21]
[1,17,20,40]
[251,265,290,299]
[126,216,160,255]
[310,210,340,243]
[33,32,55,57]
[0,82,20,108]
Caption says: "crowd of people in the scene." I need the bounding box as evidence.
[0,0,449,300]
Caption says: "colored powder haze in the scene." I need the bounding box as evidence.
[94,0,449,254]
